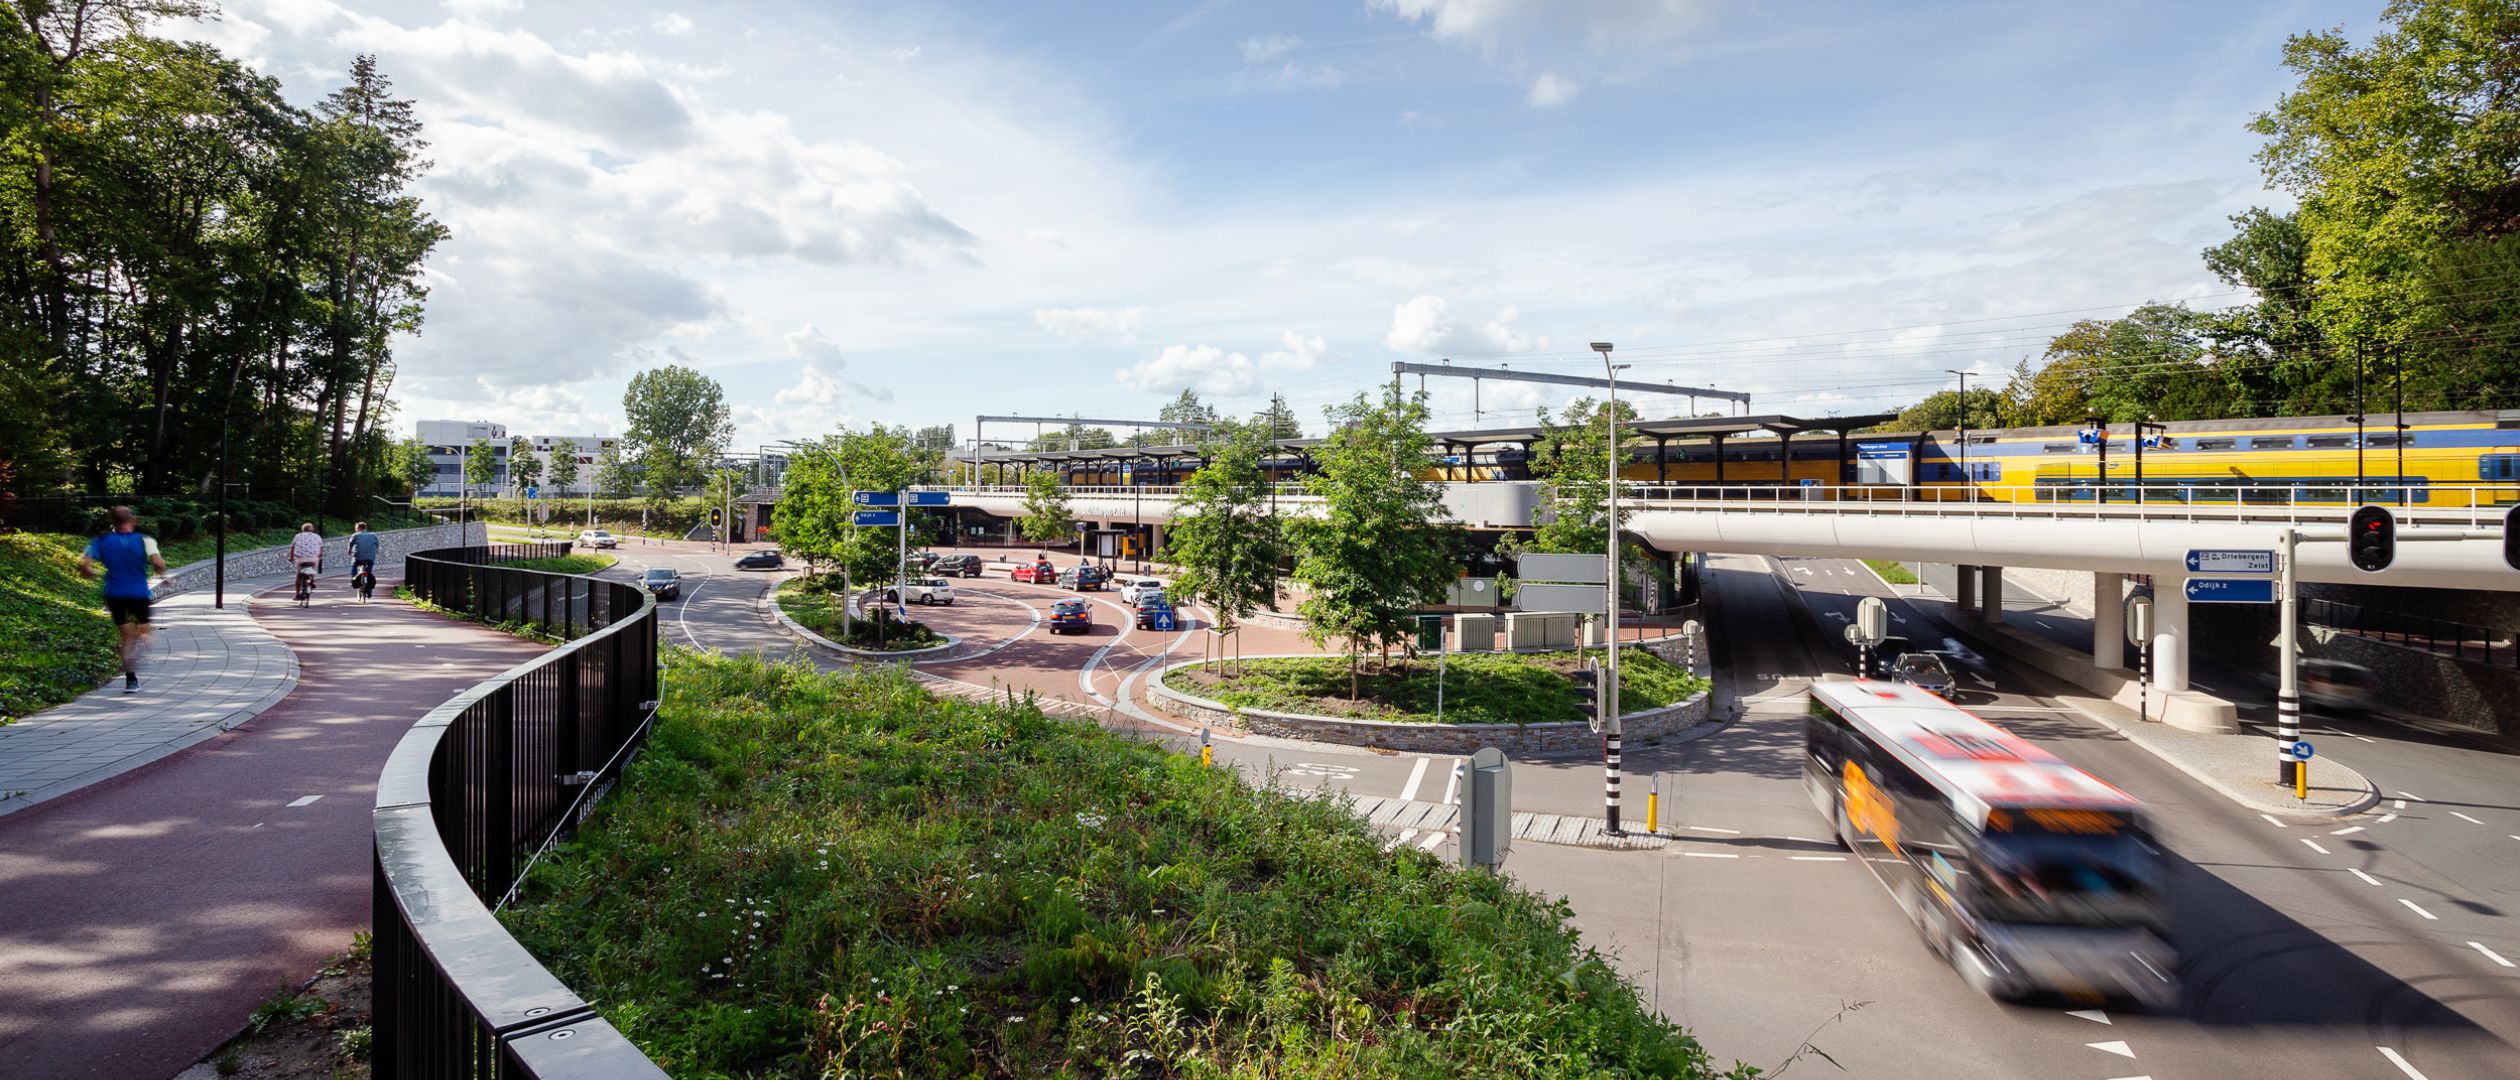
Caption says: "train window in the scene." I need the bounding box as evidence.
[2043,443,2077,454]
[2365,433,2404,448]
[2244,436,2296,449]
[2304,434,2356,448]
[2183,483,2237,503]
[2241,484,2292,505]
[2481,455,2520,481]
[2193,438,2237,451]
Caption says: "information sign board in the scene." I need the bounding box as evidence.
[2184,577,2275,604]
[2185,549,2275,574]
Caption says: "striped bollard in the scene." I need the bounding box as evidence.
[1604,732,1624,836]
[2276,691,2301,786]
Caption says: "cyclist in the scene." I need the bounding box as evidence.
[348,521,380,601]
[288,522,325,603]
[79,506,168,694]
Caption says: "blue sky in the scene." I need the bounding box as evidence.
[186,0,2378,446]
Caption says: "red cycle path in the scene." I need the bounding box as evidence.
[0,574,544,1079]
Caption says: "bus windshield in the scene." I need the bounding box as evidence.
[1961,831,2162,929]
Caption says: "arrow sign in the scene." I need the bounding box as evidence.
[2186,549,2274,574]
[2184,577,2274,604]
[851,491,899,506]
[852,509,900,527]
[2286,740,2315,761]
[904,490,951,506]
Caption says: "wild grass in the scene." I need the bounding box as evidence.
[0,533,121,721]
[1175,648,1710,726]
[500,651,1746,1078]
[1861,560,1919,586]
[500,552,616,575]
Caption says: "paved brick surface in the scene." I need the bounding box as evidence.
[0,585,297,817]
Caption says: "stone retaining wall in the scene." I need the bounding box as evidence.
[157,521,481,597]
[1149,655,1710,756]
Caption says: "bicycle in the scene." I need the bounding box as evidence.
[295,561,319,607]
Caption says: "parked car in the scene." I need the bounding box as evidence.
[733,548,784,570]
[1118,578,1165,604]
[1048,599,1093,634]
[1888,650,1958,697]
[576,529,618,549]
[913,551,940,570]
[1013,561,1056,584]
[933,554,983,578]
[1134,595,1177,630]
[877,578,956,606]
[639,567,681,601]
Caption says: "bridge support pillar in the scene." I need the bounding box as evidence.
[1980,566,2005,625]
[1955,564,1976,615]
[2092,572,2125,670]
[2152,587,2190,692]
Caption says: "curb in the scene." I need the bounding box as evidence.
[768,600,960,660]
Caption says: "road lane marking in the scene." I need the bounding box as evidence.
[1398,757,1429,803]
[2259,814,2289,828]
[2300,839,2331,855]
[1785,836,1823,845]
[2378,813,2399,823]
[285,795,321,808]
[1683,852,1740,859]
[1416,830,1445,851]
[2399,899,2438,920]
[2396,791,2425,802]
[2350,869,2382,886]
[1790,856,1846,862]
[2330,826,2364,835]
[2450,811,2485,825]
[2393,799,2407,810]
[2378,1046,2430,1080]
[1441,764,1462,808]
[1686,825,1740,834]
[2469,942,2516,968]
[2086,1040,2134,1058]
[2066,1009,2109,1025]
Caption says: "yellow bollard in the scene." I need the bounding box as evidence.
[2296,761,2308,801]
[1200,727,1213,768]
[1647,774,1660,835]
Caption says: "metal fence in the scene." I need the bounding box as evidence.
[2303,596,2517,668]
[372,545,670,1078]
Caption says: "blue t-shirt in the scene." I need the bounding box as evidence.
[349,532,381,562]
[84,532,159,600]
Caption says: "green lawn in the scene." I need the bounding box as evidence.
[1861,559,1919,585]
[0,534,121,721]
[1171,648,1708,726]
[501,553,616,575]
[500,651,1744,1077]
[773,577,944,651]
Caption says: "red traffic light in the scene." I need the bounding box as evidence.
[2347,505,2394,573]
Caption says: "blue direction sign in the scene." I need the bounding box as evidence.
[904,490,951,506]
[851,491,899,506]
[2186,549,2275,574]
[852,509,900,527]
[2185,577,2275,604]
[1152,610,1177,631]
[2285,740,2315,761]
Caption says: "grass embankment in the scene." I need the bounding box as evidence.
[502,652,1741,1077]
[1861,559,1918,585]
[774,577,944,651]
[1172,649,1708,727]
[501,553,615,575]
[0,534,120,721]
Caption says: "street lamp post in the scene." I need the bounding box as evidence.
[1945,369,1970,501]
[2132,419,2166,503]
[1594,341,1627,837]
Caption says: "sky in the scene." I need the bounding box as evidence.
[181,0,2381,448]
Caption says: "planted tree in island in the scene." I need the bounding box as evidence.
[1019,468,1075,547]
[1290,385,1461,697]
[1163,421,1285,673]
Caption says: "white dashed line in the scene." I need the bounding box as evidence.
[2300,839,2331,855]
[2378,813,2399,824]
[2378,1046,2430,1080]
[2396,791,2426,802]
[2450,811,2485,825]
[2350,869,2382,886]
[1686,825,1742,834]
[2066,1009,2109,1025]
[285,795,320,808]
[1791,855,1847,862]
[2259,814,2289,828]
[1398,757,1429,803]
[1684,852,1741,859]
[2330,826,2364,835]
[2469,942,2515,968]
[2393,800,2408,810]
[2086,1040,2134,1058]
[1785,836,1823,845]
[1441,764,1462,808]
[2399,899,2438,921]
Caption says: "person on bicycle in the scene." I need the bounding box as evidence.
[288,522,324,599]
[348,521,380,599]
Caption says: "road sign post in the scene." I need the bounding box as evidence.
[2126,594,2154,724]
[2277,528,2302,786]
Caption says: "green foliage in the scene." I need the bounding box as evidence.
[0,533,120,721]
[1290,386,1463,693]
[772,427,938,584]
[1880,386,2011,432]
[1861,559,1919,585]
[1161,421,1284,639]
[1018,467,1076,545]
[463,438,499,491]
[1250,392,1304,442]
[1528,396,1638,556]
[502,553,616,575]
[1179,648,1709,727]
[774,577,944,649]
[623,365,735,504]
[423,495,698,536]
[546,437,582,492]
[500,651,1742,1078]
[247,987,327,1035]
[595,443,639,499]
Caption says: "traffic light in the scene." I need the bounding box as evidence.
[2505,505,2520,572]
[2347,505,2394,573]
[1569,663,1602,731]
[710,507,723,527]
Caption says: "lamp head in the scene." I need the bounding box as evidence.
[1590,342,1614,354]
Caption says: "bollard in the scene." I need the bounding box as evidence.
[2295,759,2307,801]
[1199,727,1213,768]
[1647,774,1659,836]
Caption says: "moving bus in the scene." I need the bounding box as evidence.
[1804,678,2179,1007]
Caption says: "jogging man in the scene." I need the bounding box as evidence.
[78,506,168,694]
[289,522,324,601]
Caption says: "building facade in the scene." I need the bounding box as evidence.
[415,420,509,498]
[519,433,622,497]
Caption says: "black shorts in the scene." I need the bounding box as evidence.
[106,596,152,626]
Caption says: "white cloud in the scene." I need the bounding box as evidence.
[1385,296,1544,356]
[445,0,522,16]
[650,13,693,36]
[1527,73,1578,108]
[1260,330,1331,370]
[1240,34,1301,62]
[783,324,847,370]
[1373,0,1717,48]
[1033,306,1145,344]
[1119,344,1258,396]
[1266,62,1345,90]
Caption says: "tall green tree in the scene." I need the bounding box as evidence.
[462,437,497,494]
[1019,467,1075,545]
[1290,386,1461,696]
[546,437,580,493]
[594,443,636,498]
[1163,421,1285,670]
[621,364,731,506]
[390,436,433,496]
[1251,393,1304,442]
[509,437,542,494]
[1526,396,1637,556]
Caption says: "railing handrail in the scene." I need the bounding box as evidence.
[372,543,669,1077]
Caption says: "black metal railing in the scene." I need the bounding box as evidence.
[372,545,669,1078]
[2304,596,2517,668]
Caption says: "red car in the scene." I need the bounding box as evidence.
[1013,561,1056,584]
[1048,599,1093,634]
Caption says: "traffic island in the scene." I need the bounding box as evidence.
[1149,649,1713,756]
[771,578,960,659]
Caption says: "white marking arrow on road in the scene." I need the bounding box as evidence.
[2087,1040,2135,1058]
[2066,1009,2110,1025]
[286,795,321,808]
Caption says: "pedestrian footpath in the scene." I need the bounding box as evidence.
[0,572,547,1079]
[0,586,296,817]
